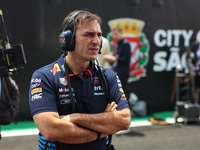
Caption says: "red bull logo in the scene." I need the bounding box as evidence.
[50,63,61,76]
[121,94,127,100]
[107,18,150,82]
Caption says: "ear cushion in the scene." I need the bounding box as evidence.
[59,29,75,51]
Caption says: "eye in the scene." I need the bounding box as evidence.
[84,32,94,37]
[98,33,102,38]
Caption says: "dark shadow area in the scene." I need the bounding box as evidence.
[116,130,145,137]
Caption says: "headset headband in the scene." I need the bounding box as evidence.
[69,10,87,20]
[63,10,88,32]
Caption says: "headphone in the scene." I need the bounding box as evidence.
[59,10,102,54]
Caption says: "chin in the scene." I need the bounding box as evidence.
[89,56,97,61]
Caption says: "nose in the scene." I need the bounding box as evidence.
[92,35,101,46]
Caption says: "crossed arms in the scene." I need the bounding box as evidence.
[33,102,131,144]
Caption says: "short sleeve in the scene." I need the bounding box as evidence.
[105,69,130,110]
[29,70,58,116]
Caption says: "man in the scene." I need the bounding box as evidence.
[190,40,200,103]
[104,26,131,100]
[29,10,131,150]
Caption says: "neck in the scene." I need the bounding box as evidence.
[65,54,90,75]
[117,38,123,43]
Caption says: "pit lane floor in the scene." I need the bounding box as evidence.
[0,111,200,150]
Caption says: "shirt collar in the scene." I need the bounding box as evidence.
[57,54,94,78]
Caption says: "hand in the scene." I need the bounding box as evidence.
[104,101,118,112]
[60,101,118,122]
[101,133,108,139]
[103,55,116,63]
[60,114,71,122]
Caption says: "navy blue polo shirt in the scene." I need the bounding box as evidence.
[29,54,129,150]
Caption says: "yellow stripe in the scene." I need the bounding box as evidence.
[31,88,42,94]
[6,54,10,66]
[0,10,2,15]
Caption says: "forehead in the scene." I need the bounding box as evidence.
[112,29,120,33]
[76,20,102,33]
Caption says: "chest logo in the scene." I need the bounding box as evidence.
[50,63,61,76]
[31,87,42,94]
[59,77,67,86]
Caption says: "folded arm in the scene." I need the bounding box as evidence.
[32,102,119,144]
[61,102,131,135]
[33,112,107,144]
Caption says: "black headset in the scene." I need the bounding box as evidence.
[59,10,102,54]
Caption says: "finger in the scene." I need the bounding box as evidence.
[104,103,111,112]
[111,104,118,111]
[110,101,116,107]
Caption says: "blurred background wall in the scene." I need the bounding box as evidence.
[0,0,200,120]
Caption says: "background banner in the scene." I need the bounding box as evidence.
[1,0,200,119]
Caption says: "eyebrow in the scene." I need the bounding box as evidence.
[84,31,102,35]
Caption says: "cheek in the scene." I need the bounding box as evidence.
[74,41,87,54]
[113,34,117,40]
[75,38,83,48]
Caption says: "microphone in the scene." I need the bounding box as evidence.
[98,38,102,54]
